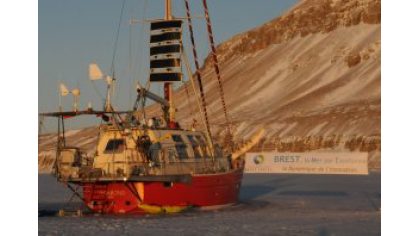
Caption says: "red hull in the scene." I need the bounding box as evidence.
[82,168,243,214]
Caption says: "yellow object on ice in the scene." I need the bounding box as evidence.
[163,206,189,213]
[138,204,189,214]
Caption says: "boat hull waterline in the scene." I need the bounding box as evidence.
[82,168,243,214]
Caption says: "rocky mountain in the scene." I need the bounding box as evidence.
[39,0,381,172]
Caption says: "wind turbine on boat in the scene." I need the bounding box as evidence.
[88,62,115,112]
[59,83,80,112]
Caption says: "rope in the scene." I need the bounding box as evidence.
[181,79,194,125]
[136,0,149,89]
[181,48,214,154]
[110,0,127,77]
[184,0,212,139]
[202,0,233,149]
[129,16,133,106]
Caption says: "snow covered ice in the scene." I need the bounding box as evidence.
[39,173,380,235]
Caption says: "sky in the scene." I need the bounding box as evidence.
[39,0,298,131]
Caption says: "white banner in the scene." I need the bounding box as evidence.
[245,152,368,175]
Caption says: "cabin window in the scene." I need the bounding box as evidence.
[187,135,196,145]
[187,135,201,159]
[149,142,162,163]
[167,149,177,162]
[214,144,224,158]
[175,143,188,160]
[171,134,184,143]
[104,139,125,153]
[171,135,188,159]
[195,135,210,158]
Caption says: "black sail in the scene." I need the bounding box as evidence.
[149,20,183,82]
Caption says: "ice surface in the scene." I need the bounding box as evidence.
[39,173,380,235]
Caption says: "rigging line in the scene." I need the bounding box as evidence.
[138,80,150,125]
[202,0,232,142]
[181,48,214,156]
[54,117,61,177]
[140,95,147,124]
[184,0,212,140]
[140,1,149,86]
[181,76,194,125]
[134,0,149,86]
[65,183,85,202]
[110,0,127,77]
[128,0,144,106]
[129,15,133,106]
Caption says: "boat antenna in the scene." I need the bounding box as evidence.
[105,75,114,111]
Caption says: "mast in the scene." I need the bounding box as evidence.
[165,0,172,20]
[164,0,176,128]
[105,82,112,112]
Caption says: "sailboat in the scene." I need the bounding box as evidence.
[40,0,261,214]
